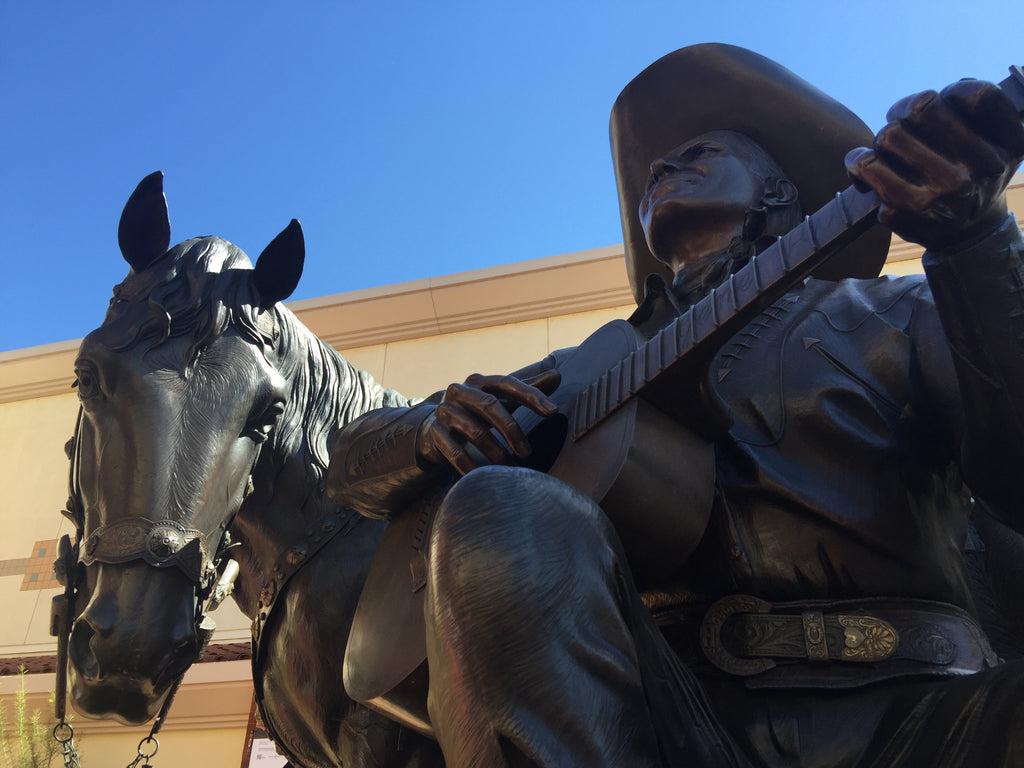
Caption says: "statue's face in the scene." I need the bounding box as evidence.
[639,130,770,265]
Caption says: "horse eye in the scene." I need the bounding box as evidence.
[74,365,104,404]
[246,401,285,443]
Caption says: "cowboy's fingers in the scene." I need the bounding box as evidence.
[873,121,971,198]
[885,87,1010,177]
[461,373,558,417]
[519,368,562,398]
[441,382,531,459]
[435,395,519,464]
[941,79,1024,160]
[846,147,937,214]
[423,414,484,476]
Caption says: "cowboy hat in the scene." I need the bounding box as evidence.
[610,43,891,303]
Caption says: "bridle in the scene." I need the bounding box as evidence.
[51,405,253,767]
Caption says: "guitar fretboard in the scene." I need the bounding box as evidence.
[571,186,879,439]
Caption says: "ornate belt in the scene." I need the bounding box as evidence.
[698,595,1000,688]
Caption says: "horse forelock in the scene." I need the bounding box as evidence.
[98,237,266,360]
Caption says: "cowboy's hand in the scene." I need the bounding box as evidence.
[417,369,560,475]
[846,79,1024,250]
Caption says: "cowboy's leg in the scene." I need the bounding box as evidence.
[423,465,663,768]
[856,661,1024,767]
[699,661,1024,767]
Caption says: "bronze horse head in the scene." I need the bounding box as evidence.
[60,173,440,767]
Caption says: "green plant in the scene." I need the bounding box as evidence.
[0,667,62,768]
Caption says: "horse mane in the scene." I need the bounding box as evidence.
[95,235,408,493]
[269,305,408,490]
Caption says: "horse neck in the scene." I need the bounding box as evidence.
[226,305,401,619]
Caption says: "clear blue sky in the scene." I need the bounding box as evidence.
[2,1,1021,351]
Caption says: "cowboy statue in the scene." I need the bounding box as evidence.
[327,45,1024,766]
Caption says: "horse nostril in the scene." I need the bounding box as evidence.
[69,621,100,681]
[156,639,198,688]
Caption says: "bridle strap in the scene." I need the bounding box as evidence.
[250,507,359,693]
[80,517,214,585]
[248,505,360,768]
[53,406,85,726]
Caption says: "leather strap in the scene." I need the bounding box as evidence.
[250,507,359,696]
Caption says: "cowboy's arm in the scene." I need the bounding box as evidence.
[922,219,1024,518]
[848,79,1024,521]
[326,400,446,520]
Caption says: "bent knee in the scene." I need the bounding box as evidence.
[436,465,606,543]
[430,466,621,593]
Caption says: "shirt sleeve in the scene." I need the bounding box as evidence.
[922,214,1024,525]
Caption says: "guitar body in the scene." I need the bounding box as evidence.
[345,318,716,735]
[513,318,715,588]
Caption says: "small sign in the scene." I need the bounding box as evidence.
[239,697,288,768]
[248,738,288,767]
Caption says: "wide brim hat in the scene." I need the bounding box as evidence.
[611,43,891,304]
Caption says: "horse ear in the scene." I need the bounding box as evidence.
[119,171,171,273]
[253,219,305,307]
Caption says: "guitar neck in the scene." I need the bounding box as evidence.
[571,185,880,439]
[571,66,1024,441]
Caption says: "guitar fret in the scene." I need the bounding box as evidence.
[611,361,624,405]
[661,321,679,369]
[836,191,852,226]
[645,331,662,381]
[618,358,633,402]
[804,215,820,250]
[674,311,692,360]
[586,381,600,426]
[778,234,790,271]
[632,345,647,389]
[596,374,608,420]
[574,385,588,430]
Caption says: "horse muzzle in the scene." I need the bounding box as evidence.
[67,562,201,725]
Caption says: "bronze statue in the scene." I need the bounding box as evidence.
[54,173,443,767]
[327,45,1024,766]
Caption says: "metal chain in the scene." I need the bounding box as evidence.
[124,735,159,768]
[52,415,84,768]
[52,722,82,768]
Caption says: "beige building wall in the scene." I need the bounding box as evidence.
[1,175,1021,766]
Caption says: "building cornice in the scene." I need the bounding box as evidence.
[0,245,633,404]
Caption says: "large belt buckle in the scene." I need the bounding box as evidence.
[836,614,898,662]
[699,595,776,676]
